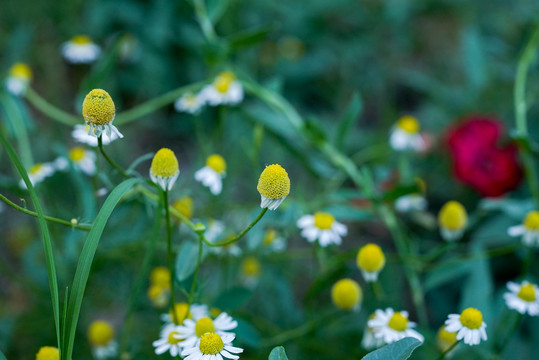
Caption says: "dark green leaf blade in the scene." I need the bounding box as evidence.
[269,346,288,360]
[362,337,422,360]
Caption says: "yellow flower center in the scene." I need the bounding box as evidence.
[523,211,539,230]
[72,35,92,45]
[10,63,32,79]
[356,243,386,272]
[199,333,224,355]
[242,256,261,277]
[87,320,115,346]
[173,196,194,219]
[518,284,536,302]
[397,115,420,134]
[313,212,335,230]
[331,278,362,311]
[207,154,226,173]
[257,164,291,200]
[36,346,59,360]
[388,312,408,332]
[30,163,44,175]
[69,147,86,162]
[82,89,116,126]
[264,229,278,245]
[438,201,467,231]
[195,317,216,337]
[214,71,236,93]
[437,326,457,352]
[169,302,191,325]
[150,148,179,178]
[168,331,183,345]
[150,266,171,287]
[210,307,222,318]
[459,307,483,329]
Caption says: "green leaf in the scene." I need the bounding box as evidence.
[63,178,141,360]
[175,240,203,282]
[0,129,61,349]
[361,337,422,360]
[335,92,362,151]
[0,94,34,168]
[0,348,6,360]
[269,346,288,360]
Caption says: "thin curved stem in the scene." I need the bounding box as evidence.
[163,189,179,325]
[187,237,204,311]
[192,0,217,42]
[24,87,80,126]
[0,193,92,231]
[98,136,129,178]
[200,208,268,247]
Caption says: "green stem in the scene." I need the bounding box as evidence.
[193,0,217,42]
[98,136,129,178]
[0,193,92,231]
[201,208,268,247]
[187,238,204,311]
[24,87,80,126]
[522,246,534,275]
[514,26,539,207]
[163,189,179,325]
[436,340,459,360]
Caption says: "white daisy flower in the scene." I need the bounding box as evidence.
[61,35,101,64]
[297,212,347,247]
[176,312,238,349]
[175,92,206,114]
[504,281,539,316]
[438,201,468,242]
[72,124,120,147]
[201,71,243,106]
[19,162,55,189]
[361,313,385,350]
[5,63,32,96]
[68,147,96,175]
[181,333,243,360]
[82,89,123,140]
[87,320,118,360]
[153,323,185,357]
[150,148,180,191]
[368,308,424,345]
[161,303,209,326]
[389,115,425,152]
[508,211,539,247]
[53,157,69,172]
[395,194,427,213]
[257,164,290,211]
[195,154,226,195]
[444,307,487,346]
[262,228,286,252]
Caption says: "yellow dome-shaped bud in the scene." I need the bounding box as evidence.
[436,325,457,352]
[438,201,467,231]
[523,211,539,230]
[88,320,115,346]
[82,89,116,126]
[257,164,290,210]
[207,154,226,174]
[10,62,32,79]
[357,243,386,273]
[331,278,362,311]
[151,148,179,178]
[169,302,191,325]
[397,115,420,134]
[150,266,171,287]
[36,346,59,360]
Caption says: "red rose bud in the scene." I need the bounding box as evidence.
[446,116,522,197]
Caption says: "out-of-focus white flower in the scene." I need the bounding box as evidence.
[389,115,425,152]
[68,147,96,175]
[504,281,539,316]
[62,35,101,64]
[368,308,424,345]
[195,154,226,195]
[297,212,347,247]
[508,210,539,247]
[19,163,55,189]
[201,71,243,106]
[5,63,32,96]
[444,307,487,346]
[72,124,120,147]
[175,92,206,114]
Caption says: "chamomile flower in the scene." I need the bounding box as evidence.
[19,163,55,189]
[436,325,458,354]
[153,323,185,357]
[356,243,386,282]
[503,281,539,316]
[241,256,261,289]
[68,147,96,175]
[262,228,286,252]
[331,279,362,311]
[201,71,244,106]
[395,178,427,213]
[438,201,467,241]
[297,212,347,247]
[181,333,243,360]
[257,164,290,210]
[62,35,101,64]
[389,115,425,152]
[174,196,194,219]
[175,92,206,114]
[5,62,32,96]
[36,346,59,360]
[87,320,118,359]
[361,313,385,350]
[161,302,209,326]
[444,307,487,346]
[368,308,424,344]
[82,89,123,139]
[150,148,180,191]
[72,124,120,147]
[508,211,539,247]
[195,154,226,195]
[176,312,238,349]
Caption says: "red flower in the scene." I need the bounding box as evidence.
[447,116,522,197]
